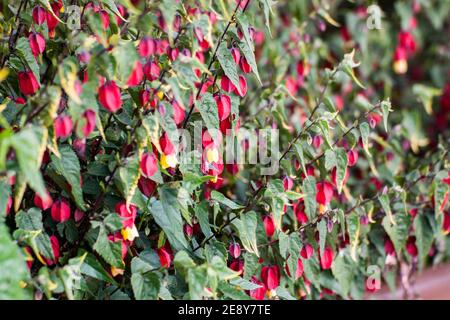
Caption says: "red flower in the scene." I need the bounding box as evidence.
[77,109,96,137]
[239,56,252,73]
[398,31,416,55]
[261,265,280,290]
[233,75,247,97]
[18,71,40,96]
[160,132,176,155]
[6,196,12,215]
[98,81,122,112]
[172,100,185,125]
[54,115,73,138]
[300,243,314,259]
[294,202,308,224]
[263,215,275,238]
[140,152,158,178]
[115,202,137,229]
[143,61,161,81]
[283,176,293,191]
[214,94,231,121]
[406,236,418,257]
[319,246,334,270]
[229,259,244,274]
[443,211,450,234]
[316,181,334,206]
[229,242,241,259]
[34,190,53,210]
[127,61,144,87]
[249,276,266,300]
[384,238,395,256]
[138,177,157,197]
[158,247,172,268]
[51,199,71,223]
[29,32,46,57]
[138,37,156,58]
[230,47,241,64]
[32,6,46,25]
[98,9,110,30]
[221,75,235,93]
[347,149,359,167]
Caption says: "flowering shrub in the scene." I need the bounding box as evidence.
[0,0,449,300]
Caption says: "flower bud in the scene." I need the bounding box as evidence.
[319,246,334,270]
[54,115,73,138]
[51,199,71,223]
[138,37,156,58]
[261,265,280,290]
[77,109,96,137]
[29,32,46,57]
[300,243,314,259]
[18,71,40,96]
[34,190,53,210]
[140,152,158,178]
[233,75,247,97]
[32,6,46,25]
[143,61,161,81]
[98,81,122,112]
[347,149,359,167]
[126,61,144,87]
[263,215,275,238]
[229,242,241,259]
[316,181,334,206]
[214,94,231,121]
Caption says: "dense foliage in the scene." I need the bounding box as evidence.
[0,0,449,300]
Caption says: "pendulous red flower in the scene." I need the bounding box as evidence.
[98,81,122,112]
[51,199,71,223]
[18,71,40,96]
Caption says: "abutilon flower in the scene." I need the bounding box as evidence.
[167,47,179,62]
[285,258,304,280]
[319,246,334,270]
[77,109,96,137]
[74,209,85,223]
[398,31,416,55]
[139,89,158,109]
[98,9,110,29]
[261,265,280,290]
[263,215,275,238]
[183,223,193,238]
[54,115,73,138]
[34,190,53,210]
[158,246,172,268]
[140,152,158,178]
[405,236,418,257]
[249,277,266,300]
[316,181,334,206]
[172,100,185,125]
[233,75,247,97]
[115,202,137,229]
[221,75,235,93]
[18,71,40,96]
[115,4,127,26]
[98,81,122,112]
[6,196,12,215]
[51,199,71,223]
[138,37,156,58]
[443,211,450,234]
[230,47,241,64]
[229,242,241,259]
[29,32,46,57]
[312,135,323,149]
[46,235,60,266]
[296,60,310,77]
[214,94,231,121]
[393,46,408,74]
[230,260,244,274]
[294,203,308,224]
[143,61,161,81]
[138,177,157,197]
[384,238,395,256]
[347,149,359,167]
[282,176,293,191]
[201,144,224,182]
[46,2,63,37]
[368,112,382,128]
[331,167,349,188]
[239,56,252,73]
[127,61,144,87]
[32,6,46,25]
[300,243,314,259]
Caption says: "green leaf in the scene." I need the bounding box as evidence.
[379,194,395,225]
[112,41,139,84]
[381,100,392,132]
[382,212,410,256]
[294,142,308,176]
[150,187,188,251]
[278,231,289,259]
[15,38,40,84]
[0,223,31,299]
[434,179,449,216]
[93,225,124,268]
[174,250,196,277]
[188,267,208,300]
[211,190,244,210]
[346,212,360,261]
[80,252,117,284]
[50,146,85,210]
[318,120,333,150]
[195,201,213,238]
[218,281,251,300]
[243,252,259,280]
[159,0,179,45]
[335,148,348,194]
[318,219,327,255]
[115,154,141,206]
[131,271,160,300]
[359,122,371,157]
[236,15,262,85]
[324,149,336,171]
[217,43,242,95]
[232,211,259,257]
[196,92,219,134]
[331,253,353,298]
[414,214,434,270]
[101,0,127,22]
[412,84,441,114]
[9,126,47,197]
[258,0,276,37]
[302,176,317,221]
[0,180,10,218]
